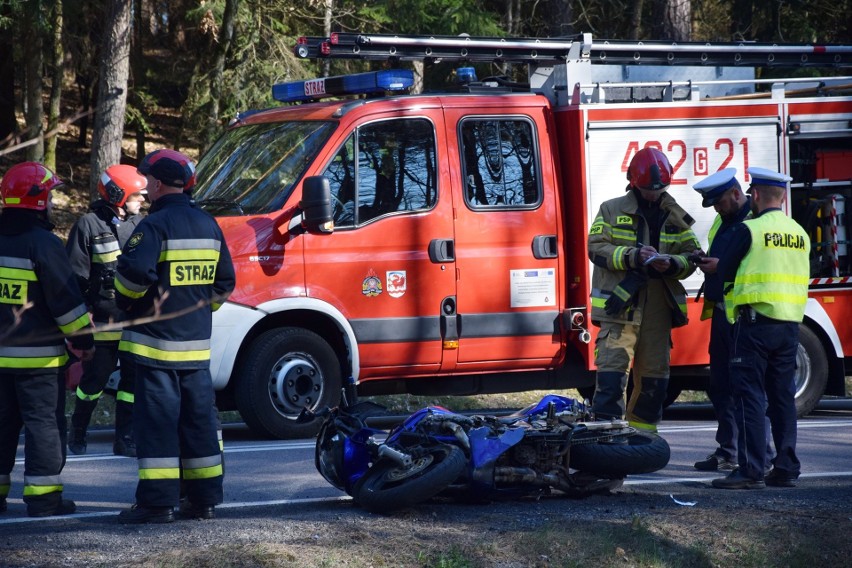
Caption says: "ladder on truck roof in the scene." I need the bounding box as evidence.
[295,32,852,68]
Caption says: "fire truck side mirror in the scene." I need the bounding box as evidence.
[299,176,334,234]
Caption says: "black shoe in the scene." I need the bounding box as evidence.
[68,427,87,455]
[113,436,137,458]
[711,471,765,490]
[694,452,738,472]
[0,497,6,513]
[28,499,76,517]
[765,469,798,488]
[179,501,216,520]
[118,504,175,524]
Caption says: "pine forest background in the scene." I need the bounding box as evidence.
[0,0,849,214]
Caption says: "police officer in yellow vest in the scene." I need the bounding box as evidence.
[711,167,809,490]
[588,148,700,432]
[691,168,773,473]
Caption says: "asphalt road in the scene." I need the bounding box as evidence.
[1,398,851,526]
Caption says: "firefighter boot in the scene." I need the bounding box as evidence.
[68,398,97,455]
[626,376,669,432]
[26,492,77,517]
[113,399,136,457]
[591,371,628,420]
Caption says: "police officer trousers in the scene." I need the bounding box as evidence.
[729,310,800,480]
[133,365,222,508]
[0,370,69,513]
[708,306,774,463]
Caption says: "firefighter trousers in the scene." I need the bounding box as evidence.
[133,365,222,508]
[593,279,672,426]
[72,342,135,439]
[0,370,70,514]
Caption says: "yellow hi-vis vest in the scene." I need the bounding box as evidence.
[725,210,810,324]
[700,215,724,321]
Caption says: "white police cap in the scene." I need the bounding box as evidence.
[693,168,739,207]
[747,167,792,189]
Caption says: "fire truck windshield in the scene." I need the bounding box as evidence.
[194,120,336,216]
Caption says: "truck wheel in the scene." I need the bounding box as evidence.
[794,325,828,418]
[235,327,341,439]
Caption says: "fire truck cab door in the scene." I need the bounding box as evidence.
[444,105,563,368]
[303,112,455,375]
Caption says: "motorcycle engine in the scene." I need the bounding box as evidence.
[511,443,539,466]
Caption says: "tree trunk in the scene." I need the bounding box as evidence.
[203,0,239,154]
[89,0,132,196]
[0,2,16,144]
[23,4,45,162]
[132,0,146,162]
[322,0,332,77]
[629,0,645,39]
[44,0,64,170]
[656,0,691,42]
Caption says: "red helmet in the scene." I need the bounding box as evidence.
[627,148,672,191]
[98,164,148,207]
[0,162,64,211]
[138,149,196,192]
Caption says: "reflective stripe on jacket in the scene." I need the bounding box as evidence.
[115,193,235,369]
[0,210,93,371]
[588,191,699,327]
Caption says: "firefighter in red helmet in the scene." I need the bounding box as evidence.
[0,162,94,517]
[66,164,148,458]
[115,149,234,524]
[587,148,701,431]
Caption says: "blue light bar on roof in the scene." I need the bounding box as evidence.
[272,70,415,103]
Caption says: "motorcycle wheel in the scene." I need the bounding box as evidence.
[569,432,670,477]
[353,445,466,513]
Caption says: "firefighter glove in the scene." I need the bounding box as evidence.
[604,270,648,316]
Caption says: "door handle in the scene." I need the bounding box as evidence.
[429,239,455,263]
[532,235,558,259]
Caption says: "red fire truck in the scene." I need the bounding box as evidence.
[193,33,852,438]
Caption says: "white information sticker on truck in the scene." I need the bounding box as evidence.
[510,269,556,308]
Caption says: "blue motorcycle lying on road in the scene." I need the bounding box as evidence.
[308,390,671,513]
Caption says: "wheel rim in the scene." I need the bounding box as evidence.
[383,454,435,483]
[267,353,324,419]
[794,343,811,399]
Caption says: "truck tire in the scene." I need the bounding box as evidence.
[353,444,466,513]
[569,432,670,477]
[794,325,828,418]
[235,327,341,439]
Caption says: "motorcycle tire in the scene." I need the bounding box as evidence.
[353,444,466,513]
[568,432,670,477]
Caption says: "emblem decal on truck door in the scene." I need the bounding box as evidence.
[362,269,383,297]
[387,271,407,298]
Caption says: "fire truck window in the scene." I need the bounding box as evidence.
[323,119,437,227]
[460,118,540,208]
[325,137,356,227]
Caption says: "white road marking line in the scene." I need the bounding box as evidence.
[2,472,852,526]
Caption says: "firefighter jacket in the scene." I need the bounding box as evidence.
[114,193,236,370]
[0,209,94,372]
[723,209,810,324]
[588,190,700,328]
[66,199,142,341]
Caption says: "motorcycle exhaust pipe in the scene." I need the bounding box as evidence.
[494,466,562,487]
[377,445,413,468]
